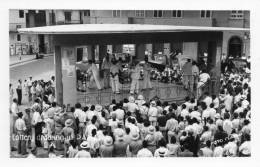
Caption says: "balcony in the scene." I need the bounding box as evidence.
[54,20,83,25]
[9,23,26,33]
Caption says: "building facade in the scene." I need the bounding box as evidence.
[10,9,250,60]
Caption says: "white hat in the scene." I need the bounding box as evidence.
[137,94,144,100]
[95,104,103,112]
[65,119,73,127]
[117,131,125,141]
[150,101,156,106]
[148,125,155,134]
[129,96,135,103]
[80,141,89,149]
[131,133,140,141]
[104,136,113,146]
[215,113,221,119]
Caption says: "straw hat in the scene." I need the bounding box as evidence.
[148,125,155,134]
[150,101,156,106]
[65,119,73,127]
[117,131,125,141]
[128,96,135,103]
[80,141,89,149]
[95,104,103,112]
[131,133,140,141]
[104,136,113,146]
[137,94,144,100]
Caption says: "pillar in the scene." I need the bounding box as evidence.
[135,44,145,61]
[99,45,107,66]
[54,45,63,105]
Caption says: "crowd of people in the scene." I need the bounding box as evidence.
[10,61,251,157]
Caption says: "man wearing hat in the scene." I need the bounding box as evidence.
[130,61,142,94]
[113,131,128,157]
[128,132,143,157]
[148,101,158,126]
[137,140,153,157]
[99,136,114,157]
[145,125,157,154]
[15,112,28,155]
[61,119,75,156]
[75,141,91,158]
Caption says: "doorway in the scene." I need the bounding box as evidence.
[228,36,242,58]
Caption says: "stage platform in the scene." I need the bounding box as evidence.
[76,80,190,106]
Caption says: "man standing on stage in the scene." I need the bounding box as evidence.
[130,61,142,94]
[110,58,120,94]
[142,56,152,90]
[182,59,192,90]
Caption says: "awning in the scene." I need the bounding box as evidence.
[18,24,250,35]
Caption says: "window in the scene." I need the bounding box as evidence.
[200,10,211,18]
[84,10,90,17]
[135,10,145,17]
[172,10,182,18]
[16,25,22,29]
[230,10,244,19]
[19,10,24,18]
[64,11,72,22]
[153,10,163,17]
[112,10,121,17]
[17,34,21,41]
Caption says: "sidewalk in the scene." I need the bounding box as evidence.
[10,53,53,66]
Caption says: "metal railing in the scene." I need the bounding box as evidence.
[76,80,189,106]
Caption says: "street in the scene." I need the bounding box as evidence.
[10,55,54,104]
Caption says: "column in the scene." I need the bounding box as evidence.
[54,45,63,105]
[99,45,107,66]
[135,44,145,61]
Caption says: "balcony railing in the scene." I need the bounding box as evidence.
[50,20,83,25]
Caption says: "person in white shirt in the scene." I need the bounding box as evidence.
[220,91,233,112]
[148,101,158,126]
[223,137,237,157]
[32,105,43,147]
[87,129,100,157]
[199,140,213,157]
[213,146,224,157]
[130,61,142,94]
[85,119,98,138]
[180,104,189,119]
[197,69,210,97]
[212,95,220,110]
[11,98,19,116]
[190,106,201,122]
[239,134,251,156]
[154,139,169,157]
[125,96,138,115]
[15,112,27,155]
[208,103,217,120]
[223,113,233,135]
[137,140,153,157]
[203,92,213,109]
[75,141,91,158]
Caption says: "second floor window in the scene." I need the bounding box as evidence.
[153,10,163,17]
[112,10,121,17]
[172,10,182,18]
[16,25,22,29]
[230,10,244,19]
[201,10,211,18]
[84,10,90,17]
[17,34,21,41]
[64,11,72,22]
[135,10,145,17]
[19,10,24,18]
